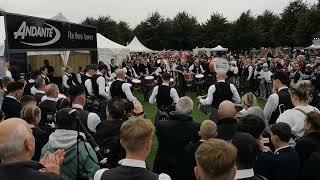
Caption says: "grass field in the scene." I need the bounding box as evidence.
[133,91,266,169]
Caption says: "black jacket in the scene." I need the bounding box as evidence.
[183,141,203,180]
[31,126,50,162]
[273,147,300,180]
[217,118,238,141]
[295,131,320,180]
[254,151,276,180]
[0,160,63,180]
[95,119,125,168]
[1,96,22,119]
[153,111,200,180]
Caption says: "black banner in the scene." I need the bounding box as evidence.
[4,13,97,52]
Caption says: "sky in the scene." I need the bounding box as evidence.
[0,0,318,28]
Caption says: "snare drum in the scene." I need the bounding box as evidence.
[131,79,141,90]
[195,74,204,84]
[184,73,193,82]
[145,76,155,87]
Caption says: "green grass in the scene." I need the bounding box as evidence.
[133,91,266,169]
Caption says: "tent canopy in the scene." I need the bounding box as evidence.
[305,39,320,50]
[212,45,228,52]
[126,36,154,53]
[97,33,130,65]
[0,16,5,56]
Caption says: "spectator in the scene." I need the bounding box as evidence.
[56,98,70,110]
[231,132,267,180]
[0,118,63,180]
[20,105,49,161]
[95,98,126,168]
[277,80,319,145]
[34,77,47,104]
[217,100,238,141]
[94,118,171,180]
[153,96,200,180]
[236,92,257,119]
[0,77,13,109]
[270,122,300,180]
[184,120,217,180]
[41,108,100,180]
[295,111,320,180]
[194,139,237,180]
[1,82,24,119]
[20,95,37,107]
[238,114,276,180]
[38,84,59,132]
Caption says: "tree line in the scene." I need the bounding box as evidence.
[82,0,320,51]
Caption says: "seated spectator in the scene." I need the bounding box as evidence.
[34,77,47,104]
[295,111,320,180]
[231,132,267,180]
[21,105,49,161]
[153,96,200,180]
[41,108,100,180]
[194,139,237,180]
[20,95,37,107]
[1,82,24,119]
[238,114,276,180]
[270,122,300,180]
[277,80,319,145]
[38,84,59,132]
[94,118,171,180]
[56,98,71,110]
[95,98,126,168]
[236,92,257,119]
[0,118,63,180]
[184,120,217,180]
[217,100,238,141]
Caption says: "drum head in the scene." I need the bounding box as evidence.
[145,76,154,80]
[132,79,141,83]
[195,74,204,78]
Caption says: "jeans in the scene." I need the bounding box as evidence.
[265,82,272,98]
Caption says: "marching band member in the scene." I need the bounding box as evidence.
[40,66,50,85]
[62,66,75,92]
[175,60,189,96]
[123,61,138,79]
[189,59,205,74]
[149,73,179,112]
[109,69,137,102]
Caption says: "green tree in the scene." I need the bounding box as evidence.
[203,13,230,47]
[256,10,280,47]
[116,21,133,45]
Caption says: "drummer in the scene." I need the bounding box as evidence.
[137,59,153,102]
[154,60,168,84]
[204,60,217,90]
[175,59,189,96]
[189,59,205,74]
[109,69,137,102]
[197,69,241,122]
[123,61,138,81]
[149,73,179,112]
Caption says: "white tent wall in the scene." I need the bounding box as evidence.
[126,36,154,53]
[96,33,130,66]
[0,16,6,77]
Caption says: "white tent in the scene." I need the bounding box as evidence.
[212,45,228,52]
[97,33,130,65]
[305,38,320,50]
[126,36,154,53]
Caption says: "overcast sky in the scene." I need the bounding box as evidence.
[0,0,318,27]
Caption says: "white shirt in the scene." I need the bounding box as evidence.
[260,70,273,82]
[230,66,239,75]
[154,66,168,76]
[274,145,290,155]
[35,89,46,94]
[200,80,241,105]
[62,73,75,89]
[30,86,37,95]
[5,70,12,78]
[189,64,205,74]
[93,159,171,180]
[263,86,288,122]
[96,72,109,99]
[235,169,254,179]
[149,85,179,104]
[72,104,101,133]
[123,67,138,78]
[247,65,253,80]
[6,95,17,101]
[41,94,67,102]
[76,73,83,84]
[121,81,137,102]
[277,105,319,139]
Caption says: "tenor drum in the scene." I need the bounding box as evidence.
[131,79,141,90]
[144,76,155,87]
[184,73,193,82]
[195,74,204,84]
